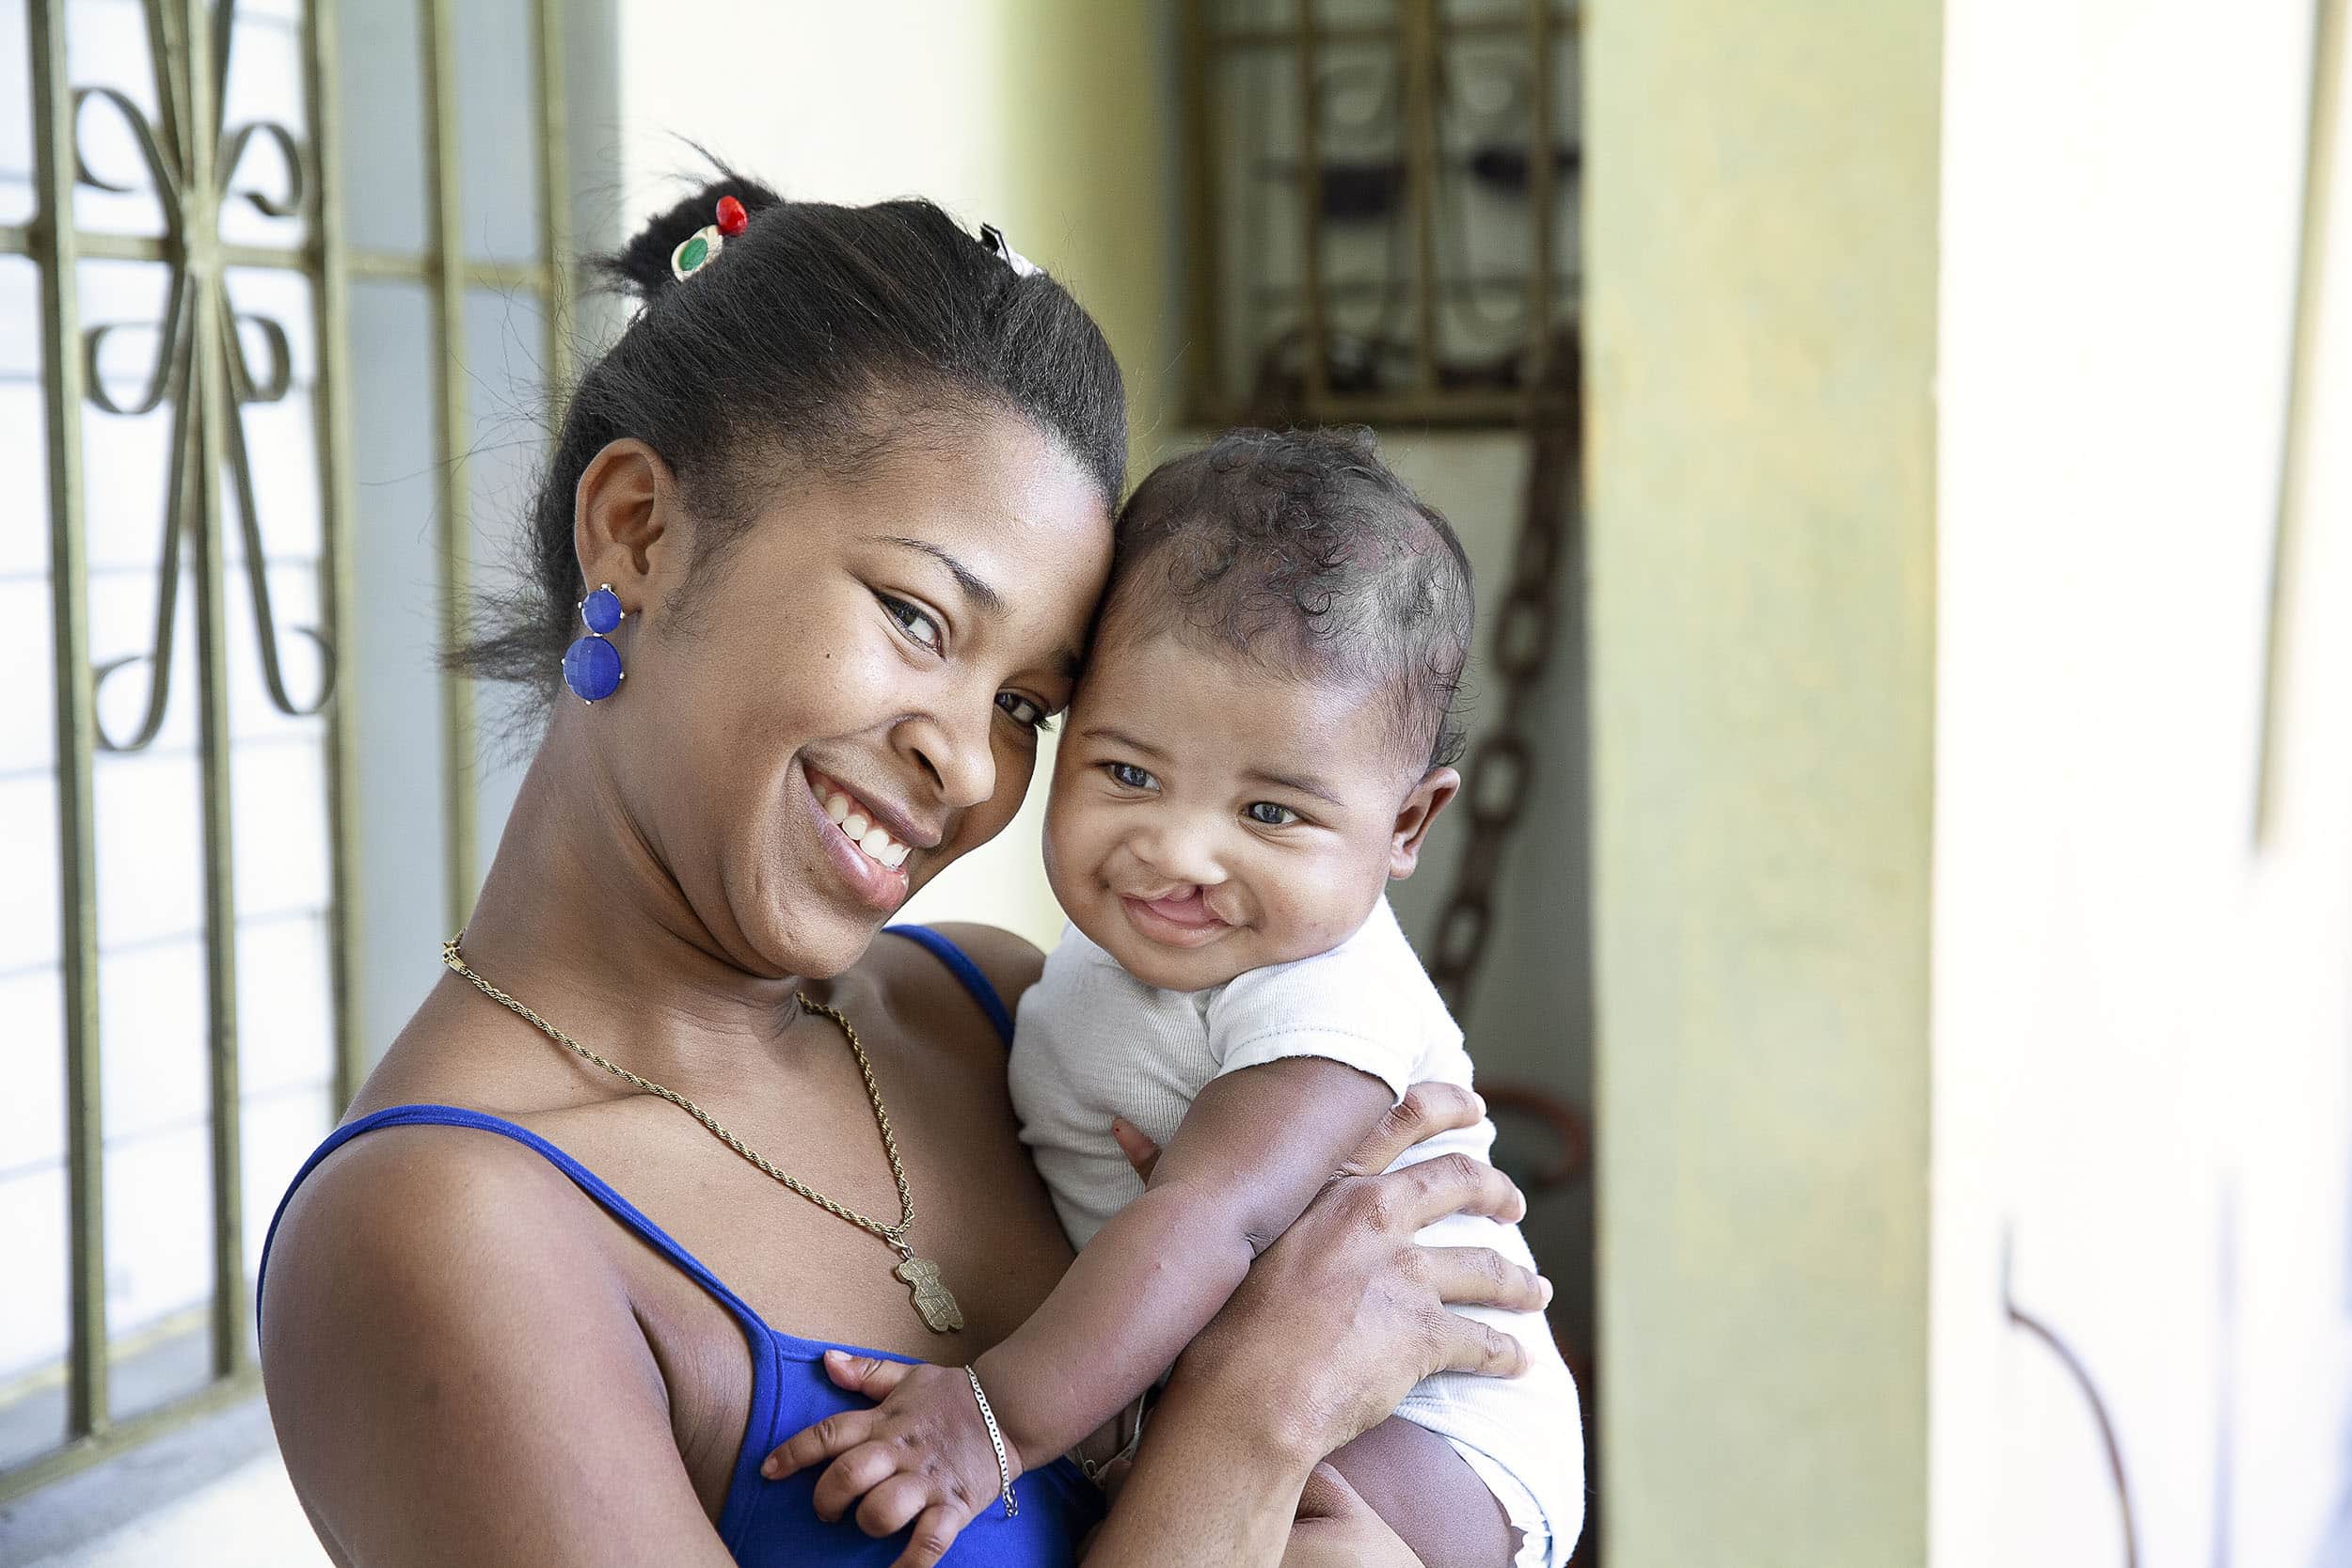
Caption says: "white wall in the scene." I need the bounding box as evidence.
[611,8,1018,224]
[1932,4,2352,1563]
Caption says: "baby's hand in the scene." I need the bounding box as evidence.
[761,1350,1023,1568]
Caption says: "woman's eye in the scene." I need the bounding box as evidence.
[995,691,1054,731]
[1105,762,1158,791]
[1246,801,1299,827]
[879,594,944,654]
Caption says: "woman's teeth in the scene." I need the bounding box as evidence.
[823,790,912,869]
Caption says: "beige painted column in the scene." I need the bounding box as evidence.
[1583,1,1940,1562]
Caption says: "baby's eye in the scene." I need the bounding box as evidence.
[1105,762,1158,791]
[1245,801,1299,827]
[995,691,1055,731]
[878,594,944,654]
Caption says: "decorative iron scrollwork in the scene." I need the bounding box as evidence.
[74,0,329,753]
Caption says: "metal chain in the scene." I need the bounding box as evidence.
[439,935,919,1256]
[1429,328,1581,1019]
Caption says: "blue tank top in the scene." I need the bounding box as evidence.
[257,926,1103,1566]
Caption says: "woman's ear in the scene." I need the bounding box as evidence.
[573,438,677,600]
[1388,765,1461,879]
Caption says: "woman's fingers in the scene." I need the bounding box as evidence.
[1428,1310,1531,1379]
[1169,1084,1537,1468]
[1338,1084,1485,1177]
[821,1347,913,1399]
[1419,1245,1551,1314]
[1373,1151,1527,1233]
[1110,1117,1160,1181]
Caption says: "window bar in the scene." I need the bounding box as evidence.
[140,0,184,197]
[181,0,250,1382]
[1524,0,1555,389]
[1401,0,1441,396]
[29,0,110,1442]
[310,0,365,1112]
[420,0,477,929]
[342,247,551,290]
[1292,0,1330,406]
[2254,0,2345,845]
[0,227,326,269]
[1224,16,1536,48]
[536,0,575,406]
[1181,1,1224,423]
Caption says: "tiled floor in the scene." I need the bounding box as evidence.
[25,1454,327,1568]
[0,1397,323,1568]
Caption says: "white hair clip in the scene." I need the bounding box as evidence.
[978,223,1041,278]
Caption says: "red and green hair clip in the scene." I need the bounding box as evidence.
[671,194,750,281]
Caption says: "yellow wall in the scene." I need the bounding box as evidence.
[1583,0,1940,1561]
[612,0,1179,948]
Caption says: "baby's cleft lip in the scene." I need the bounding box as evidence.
[1128,888,1225,928]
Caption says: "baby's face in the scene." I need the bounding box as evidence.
[1042,631,1452,991]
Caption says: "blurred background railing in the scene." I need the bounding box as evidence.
[1182,0,1576,425]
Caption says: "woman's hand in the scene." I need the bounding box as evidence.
[1078,1083,1547,1567]
[1168,1081,1542,1466]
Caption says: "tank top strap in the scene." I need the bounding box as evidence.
[884,925,1016,1048]
[255,1103,771,1340]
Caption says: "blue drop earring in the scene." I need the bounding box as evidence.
[562,583,626,703]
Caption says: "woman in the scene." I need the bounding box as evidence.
[256,176,1544,1567]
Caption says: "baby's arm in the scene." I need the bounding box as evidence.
[762,1056,1392,1568]
[979,1053,1396,1457]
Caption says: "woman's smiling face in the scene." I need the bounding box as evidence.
[581,409,1112,980]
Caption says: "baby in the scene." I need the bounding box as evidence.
[774,429,1581,1567]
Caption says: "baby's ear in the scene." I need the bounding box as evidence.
[1388,766,1461,879]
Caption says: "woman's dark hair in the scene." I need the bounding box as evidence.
[455,166,1128,693]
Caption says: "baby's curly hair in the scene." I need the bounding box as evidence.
[1103,427,1473,773]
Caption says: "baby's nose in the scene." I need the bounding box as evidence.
[1134,820,1222,884]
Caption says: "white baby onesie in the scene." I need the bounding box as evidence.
[1009,897,1583,1568]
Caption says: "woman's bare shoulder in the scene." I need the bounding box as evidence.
[261,1124,729,1565]
[261,1122,630,1382]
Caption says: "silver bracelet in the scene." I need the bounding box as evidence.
[963,1364,1018,1519]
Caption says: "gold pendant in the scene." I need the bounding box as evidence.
[895,1255,964,1333]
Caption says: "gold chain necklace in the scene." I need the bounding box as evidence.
[439,935,964,1334]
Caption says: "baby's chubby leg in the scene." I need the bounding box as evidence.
[1324,1416,1517,1568]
